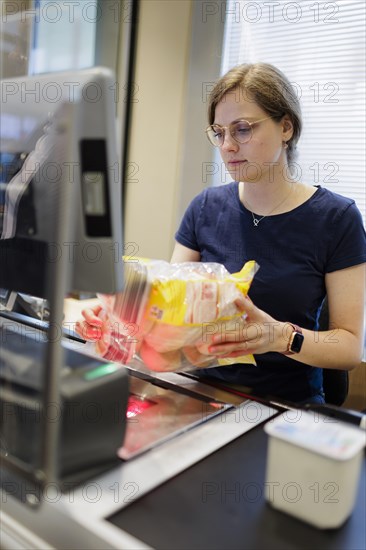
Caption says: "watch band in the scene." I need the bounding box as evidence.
[283,323,303,355]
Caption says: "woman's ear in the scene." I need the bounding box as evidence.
[281,115,294,141]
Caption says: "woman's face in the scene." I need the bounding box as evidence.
[214,90,292,183]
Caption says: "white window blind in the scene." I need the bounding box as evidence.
[218,0,366,223]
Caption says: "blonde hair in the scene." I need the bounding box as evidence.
[208,63,302,167]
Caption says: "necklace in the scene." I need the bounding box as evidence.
[247,184,294,227]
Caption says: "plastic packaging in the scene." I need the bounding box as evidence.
[94,257,258,373]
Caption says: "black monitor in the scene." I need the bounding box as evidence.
[0,68,129,491]
[0,67,124,299]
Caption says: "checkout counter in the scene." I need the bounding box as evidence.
[1,301,365,550]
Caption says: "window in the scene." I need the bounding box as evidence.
[1,0,126,78]
[30,0,97,74]
[216,0,365,223]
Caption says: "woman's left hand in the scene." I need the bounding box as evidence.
[208,296,287,357]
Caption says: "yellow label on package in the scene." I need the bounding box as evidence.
[144,260,257,326]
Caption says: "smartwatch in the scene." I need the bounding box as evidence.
[284,323,304,355]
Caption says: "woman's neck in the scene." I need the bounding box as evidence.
[238,178,298,216]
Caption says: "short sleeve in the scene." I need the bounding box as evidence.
[175,192,205,252]
[326,202,366,272]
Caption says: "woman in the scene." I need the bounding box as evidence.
[78,63,366,404]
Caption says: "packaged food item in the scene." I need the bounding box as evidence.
[95,257,258,373]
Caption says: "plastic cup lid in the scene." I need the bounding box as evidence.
[264,411,366,460]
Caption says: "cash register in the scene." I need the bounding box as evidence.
[0,67,130,490]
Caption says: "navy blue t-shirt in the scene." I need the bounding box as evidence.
[175,183,366,402]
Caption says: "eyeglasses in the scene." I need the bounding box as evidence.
[205,116,274,147]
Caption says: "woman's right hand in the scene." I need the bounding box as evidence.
[75,304,111,356]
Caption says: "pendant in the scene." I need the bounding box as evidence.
[253,218,260,226]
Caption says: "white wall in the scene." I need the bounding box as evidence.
[122,0,224,261]
[123,0,193,261]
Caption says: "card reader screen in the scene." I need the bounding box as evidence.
[82,171,106,216]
